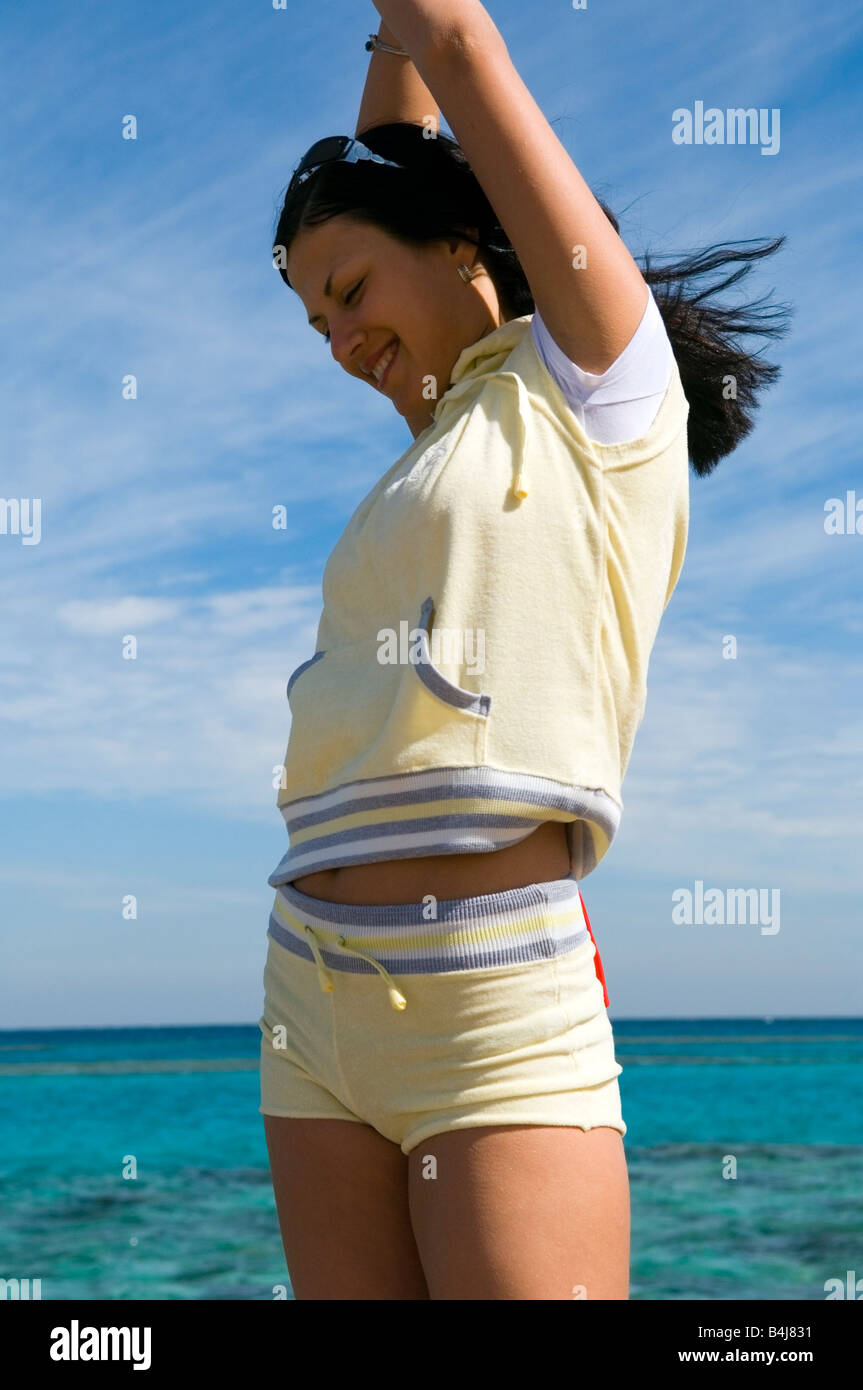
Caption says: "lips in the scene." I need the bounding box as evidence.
[365,337,399,386]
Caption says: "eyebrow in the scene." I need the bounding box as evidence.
[307,268,346,329]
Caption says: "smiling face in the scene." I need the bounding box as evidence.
[286,214,508,439]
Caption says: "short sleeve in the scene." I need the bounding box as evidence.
[530,286,675,445]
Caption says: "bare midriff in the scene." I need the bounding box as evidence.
[291,820,572,906]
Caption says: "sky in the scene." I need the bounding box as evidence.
[1,0,861,1027]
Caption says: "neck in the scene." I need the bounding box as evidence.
[403,314,512,440]
[406,408,436,441]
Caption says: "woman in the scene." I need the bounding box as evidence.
[259,1,789,1300]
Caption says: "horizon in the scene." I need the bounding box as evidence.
[2,1015,860,1035]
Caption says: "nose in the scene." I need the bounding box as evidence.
[329,318,368,378]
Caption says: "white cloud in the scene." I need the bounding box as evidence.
[2,0,860,890]
[57,597,183,634]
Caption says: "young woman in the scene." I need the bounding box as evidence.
[259,1,789,1300]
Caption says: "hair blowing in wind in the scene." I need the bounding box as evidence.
[273,121,793,477]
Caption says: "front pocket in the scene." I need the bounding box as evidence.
[286,649,326,701]
[413,596,491,717]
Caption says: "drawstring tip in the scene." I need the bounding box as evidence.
[334,932,407,1010]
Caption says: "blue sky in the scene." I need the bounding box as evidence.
[1,0,861,1027]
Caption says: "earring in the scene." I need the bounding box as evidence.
[457,262,479,283]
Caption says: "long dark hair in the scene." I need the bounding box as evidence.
[272,123,792,477]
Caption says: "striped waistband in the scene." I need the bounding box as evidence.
[267,873,589,980]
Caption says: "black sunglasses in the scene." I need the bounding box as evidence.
[287,136,405,194]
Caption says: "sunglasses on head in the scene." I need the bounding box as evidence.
[287,136,406,194]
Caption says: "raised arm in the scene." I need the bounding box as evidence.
[356,19,440,137]
[370,1,648,376]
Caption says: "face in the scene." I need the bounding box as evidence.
[286,214,506,439]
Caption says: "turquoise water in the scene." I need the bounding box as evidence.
[1,1019,861,1299]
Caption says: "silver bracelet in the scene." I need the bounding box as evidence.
[365,32,408,56]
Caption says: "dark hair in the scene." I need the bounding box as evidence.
[272,123,792,477]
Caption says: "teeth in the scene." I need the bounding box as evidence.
[372,340,397,381]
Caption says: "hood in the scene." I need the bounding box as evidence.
[430,313,534,503]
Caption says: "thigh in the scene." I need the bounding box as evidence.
[408,1124,629,1300]
[264,1116,430,1300]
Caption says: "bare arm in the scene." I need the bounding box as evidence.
[370,1,648,375]
[356,19,440,136]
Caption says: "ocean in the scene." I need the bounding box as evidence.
[1,1018,861,1300]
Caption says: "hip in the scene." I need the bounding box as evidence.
[264,863,611,1010]
[259,872,625,1148]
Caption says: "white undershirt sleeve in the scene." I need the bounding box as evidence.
[530,285,675,447]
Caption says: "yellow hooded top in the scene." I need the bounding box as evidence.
[269,310,690,887]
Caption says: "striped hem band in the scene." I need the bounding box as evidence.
[267,765,620,885]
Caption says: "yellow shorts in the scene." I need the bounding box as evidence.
[258,875,625,1156]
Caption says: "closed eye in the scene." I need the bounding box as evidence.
[322,279,364,344]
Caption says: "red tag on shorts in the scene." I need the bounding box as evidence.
[577,888,610,1009]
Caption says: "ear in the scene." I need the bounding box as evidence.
[445,226,481,262]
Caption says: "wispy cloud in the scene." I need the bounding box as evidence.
[1,0,860,1022]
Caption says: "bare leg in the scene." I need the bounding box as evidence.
[264,1116,430,1300]
[408,1124,629,1300]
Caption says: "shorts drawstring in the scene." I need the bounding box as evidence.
[303,925,335,994]
[338,936,408,1012]
[304,924,407,1011]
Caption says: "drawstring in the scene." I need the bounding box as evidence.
[511,458,528,502]
[304,924,407,1011]
[304,926,334,994]
[506,372,529,503]
[338,936,408,1011]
